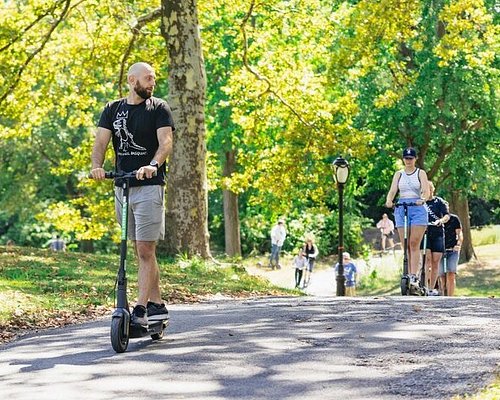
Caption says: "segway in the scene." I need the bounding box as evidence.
[395,202,427,296]
[92,170,169,353]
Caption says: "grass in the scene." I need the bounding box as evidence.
[0,245,292,342]
[471,225,500,246]
[452,374,500,400]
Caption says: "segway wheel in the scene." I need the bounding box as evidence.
[111,316,129,353]
[400,277,409,296]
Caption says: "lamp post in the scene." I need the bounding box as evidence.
[332,156,350,296]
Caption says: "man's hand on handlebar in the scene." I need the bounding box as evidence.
[90,167,106,180]
[136,165,157,180]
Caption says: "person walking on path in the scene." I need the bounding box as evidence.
[292,250,308,288]
[376,213,395,252]
[269,219,287,269]
[302,235,319,288]
[439,213,463,296]
[424,181,449,294]
[90,62,174,326]
[385,147,430,287]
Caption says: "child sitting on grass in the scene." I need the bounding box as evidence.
[334,252,358,296]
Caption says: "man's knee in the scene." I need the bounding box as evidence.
[135,241,157,260]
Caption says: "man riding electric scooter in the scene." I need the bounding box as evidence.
[90,62,174,351]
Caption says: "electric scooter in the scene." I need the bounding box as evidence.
[395,202,427,296]
[441,241,448,296]
[418,229,428,293]
[92,170,169,353]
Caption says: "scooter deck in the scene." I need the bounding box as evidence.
[129,318,169,338]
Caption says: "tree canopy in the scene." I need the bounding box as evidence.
[0,0,498,257]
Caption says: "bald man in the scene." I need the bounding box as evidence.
[91,62,175,325]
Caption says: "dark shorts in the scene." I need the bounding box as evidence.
[422,232,445,253]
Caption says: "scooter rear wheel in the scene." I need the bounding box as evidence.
[151,330,164,341]
[151,321,167,341]
[111,316,129,353]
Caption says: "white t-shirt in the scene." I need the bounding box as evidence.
[271,224,286,246]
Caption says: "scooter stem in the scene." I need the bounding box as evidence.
[116,178,129,310]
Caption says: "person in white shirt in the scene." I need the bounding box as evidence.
[376,213,395,252]
[269,219,286,269]
[293,251,308,288]
[385,147,430,282]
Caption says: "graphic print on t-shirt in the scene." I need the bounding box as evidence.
[113,111,147,156]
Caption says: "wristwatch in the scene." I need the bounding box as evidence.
[149,160,159,169]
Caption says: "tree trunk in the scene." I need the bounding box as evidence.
[223,150,241,257]
[449,191,475,263]
[159,0,211,257]
[79,239,94,253]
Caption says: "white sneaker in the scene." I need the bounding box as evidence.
[428,289,439,296]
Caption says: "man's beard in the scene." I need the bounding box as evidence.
[134,82,153,99]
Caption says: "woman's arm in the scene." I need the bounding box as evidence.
[419,169,430,202]
[385,171,401,208]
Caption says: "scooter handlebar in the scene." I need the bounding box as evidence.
[394,202,422,207]
[88,171,138,179]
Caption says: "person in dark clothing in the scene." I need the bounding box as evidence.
[302,236,319,288]
[439,214,463,296]
[423,182,449,294]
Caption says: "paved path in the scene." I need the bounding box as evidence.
[1,297,498,399]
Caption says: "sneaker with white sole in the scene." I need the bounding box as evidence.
[147,302,169,321]
[131,305,148,326]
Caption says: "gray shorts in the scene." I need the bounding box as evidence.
[115,185,165,241]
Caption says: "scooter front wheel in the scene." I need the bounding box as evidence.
[400,277,409,296]
[111,316,129,353]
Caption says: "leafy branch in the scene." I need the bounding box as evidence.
[0,0,72,106]
[118,7,162,97]
[239,1,318,132]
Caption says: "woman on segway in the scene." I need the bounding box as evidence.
[385,147,430,289]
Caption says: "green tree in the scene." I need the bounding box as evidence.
[329,0,499,260]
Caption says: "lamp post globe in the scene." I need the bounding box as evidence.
[331,157,350,296]
[332,156,350,184]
